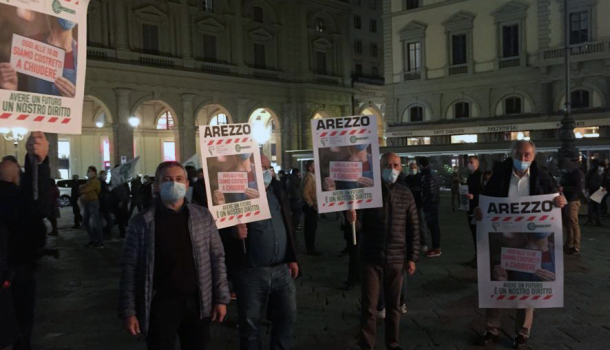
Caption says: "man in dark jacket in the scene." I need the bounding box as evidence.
[466,156,483,260]
[228,155,299,350]
[559,158,585,254]
[347,152,419,350]
[70,174,82,228]
[286,168,302,233]
[419,156,441,257]
[405,161,429,252]
[0,131,50,350]
[584,159,605,226]
[192,169,208,207]
[475,140,565,349]
[127,176,142,218]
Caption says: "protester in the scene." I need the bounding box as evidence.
[347,152,419,350]
[584,159,605,226]
[119,161,230,350]
[603,162,610,216]
[559,158,585,255]
[465,156,483,263]
[451,166,463,211]
[192,169,208,207]
[185,165,198,203]
[405,161,429,253]
[47,179,60,237]
[110,175,130,239]
[227,154,299,350]
[286,168,303,233]
[128,175,143,218]
[420,157,442,258]
[70,175,82,229]
[0,132,50,350]
[80,166,103,248]
[302,160,320,255]
[474,140,566,348]
[0,216,19,350]
[141,175,154,209]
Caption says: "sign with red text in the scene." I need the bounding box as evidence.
[0,0,90,134]
[477,194,563,309]
[218,172,248,193]
[329,161,362,182]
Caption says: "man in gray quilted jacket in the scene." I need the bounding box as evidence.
[119,161,230,350]
[348,152,419,350]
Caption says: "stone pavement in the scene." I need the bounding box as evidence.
[34,193,610,350]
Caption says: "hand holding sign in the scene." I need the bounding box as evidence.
[213,189,226,205]
[245,188,259,199]
[535,269,556,281]
[0,63,18,90]
[493,265,508,281]
[357,176,374,187]
[26,131,48,162]
[324,177,336,191]
[55,76,75,97]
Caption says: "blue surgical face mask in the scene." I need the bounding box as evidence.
[239,153,251,161]
[263,169,273,187]
[354,144,367,151]
[513,159,530,172]
[531,232,552,240]
[382,168,400,184]
[160,181,187,203]
[57,18,76,31]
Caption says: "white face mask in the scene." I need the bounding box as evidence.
[598,167,605,175]
[409,168,418,175]
[160,181,187,203]
[382,168,400,184]
[467,163,476,173]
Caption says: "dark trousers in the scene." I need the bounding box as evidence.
[233,265,297,350]
[128,200,143,219]
[588,199,602,224]
[467,212,476,253]
[11,264,37,350]
[343,216,359,285]
[114,204,129,238]
[302,205,318,252]
[424,202,441,249]
[72,200,82,227]
[290,200,302,233]
[359,262,403,350]
[147,291,210,350]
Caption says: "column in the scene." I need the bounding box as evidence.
[179,94,196,161]
[280,103,294,167]
[45,133,59,178]
[180,0,193,66]
[237,99,248,123]
[114,88,134,163]
[114,2,130,60]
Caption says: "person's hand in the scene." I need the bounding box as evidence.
[346,209,356,224]
[211,304,226,322]
[288,262,299,279]
[493,265,507,281]
[467,194,474,200]
[123,315,140,335]
[406,260,416,276]
[474,207,483,221]
[535,269,555,281]
[54,76,76,97]
[553,195,566,208]
[324,177,336,191]
[357,177,374,187]
[245,188,259,199]
[235,224,247,240]
[26,131,49,162]
[0,63,18,90]
[213,190,225,205]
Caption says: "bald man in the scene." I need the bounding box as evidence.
[347,152,419,350]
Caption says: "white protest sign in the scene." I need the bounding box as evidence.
[477,194,563,309]
[459,184,469,211]
[590,187,606,204]
[311,115,382,214]
[111,157,140,187]
[0,1,90,134]
[199,123,270,229]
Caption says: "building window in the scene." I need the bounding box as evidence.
[369,0,376,9]
[571,90,590,109]
[142,24,159,54]
[203,35,217,62]
[202,0,214,12]
[407,137,430,145]
[163,141,176,161]
[574,126,599,138]
[406,0,420,10]
[370,19,377,33]
[355,63,363,75]
[455,102,470,119]
[316,51,327,75]
[315,18,326,33]
[451,134,478,144]
[370,66,378,77]
[569,11,589,45]
[451,34,467,65]
[354,40,362,54]
[156,111,175,130]
[410,106,423,122]
[254,43,266,68]
[370,43,378,57]
[253,6,264,23]
[510,131,530,141]
[354,15,361,29]
[505,97,522,114]
[406,42,421,71]
[502,24,519,58]
[210,113,228,125]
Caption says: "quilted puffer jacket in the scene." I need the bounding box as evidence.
[421,167,441,204]
[357,182,420,264]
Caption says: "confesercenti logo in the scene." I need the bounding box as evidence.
[527,222,552,231]
[52,0,76,15]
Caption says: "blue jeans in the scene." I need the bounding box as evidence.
[233,265,297,350]
[83,200,103,243]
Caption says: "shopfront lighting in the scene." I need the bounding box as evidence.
[128,117,140,127]
[575,132,583,139]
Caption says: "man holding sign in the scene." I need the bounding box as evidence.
[347,152,419,350]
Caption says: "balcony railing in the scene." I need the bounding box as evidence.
[86,47,116,60]
[136,53,180,68]
[251,68,281,80]
[539,40,609,62]
[200,61,236,75]
[448,64,468,76]
[315,74,341,85]
[499,57,520,69]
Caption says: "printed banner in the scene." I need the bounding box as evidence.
[477,194,563,309]
[0,0,89,134]
[589,187,606,204]
[199,123,271,229]
[311,115,382,214]
[459,184,469,211]
[110,156,140,187]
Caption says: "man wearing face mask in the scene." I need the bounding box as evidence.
[119,161,230,350]
[558,158,584,255]
[465,156,483,262]
[584,159,605,226]
[405,161,429,253]
[474,140,566,349]
[301,160,320,255]
[419,157,442,258]
[347,152,419,350]
[80,166,103,248]
[228,155,299,350]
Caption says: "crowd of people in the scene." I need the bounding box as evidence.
[1,134,609,350]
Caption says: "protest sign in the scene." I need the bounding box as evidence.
[589,187,606,204]
[0,0,89,134]
[477,194,563,309]
[199,123,270,229]
[459,184,469,211]
[311,115,382,214]
[111,156,140,187]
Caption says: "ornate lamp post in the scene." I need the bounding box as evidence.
[0,127,28,159]
[558,0,577,161]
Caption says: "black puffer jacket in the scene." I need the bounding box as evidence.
[483,158,557,197]
[357,182,420,264]
[421,167,441,204]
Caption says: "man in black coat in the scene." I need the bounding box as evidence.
[70,174,82,228]
[419,157,441,258]
[475,140,565,349]
[465,156,483,261]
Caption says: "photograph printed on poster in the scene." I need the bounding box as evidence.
[0,3,78,98]
[318,144,375,191]
[489,232,556,282]
[206,153,260,206]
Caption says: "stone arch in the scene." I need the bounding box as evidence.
[402,99,433,123]
[195,103,234,126]
[359,104,386,146]
[311,109,334,119]
[85,95,113,127]
[445,96,482,119]
[248,107,282,165]
[555,82,606,111]
[493,90,536,116]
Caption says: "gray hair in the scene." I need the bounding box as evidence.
[154,161,187,182]
[511,140,536,156]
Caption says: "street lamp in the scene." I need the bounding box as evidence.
[252,122,270,144]
[0,127,28,158]
[128,116,140,127]
[558,0,577,161]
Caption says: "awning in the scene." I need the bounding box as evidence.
[385,112,610,138]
